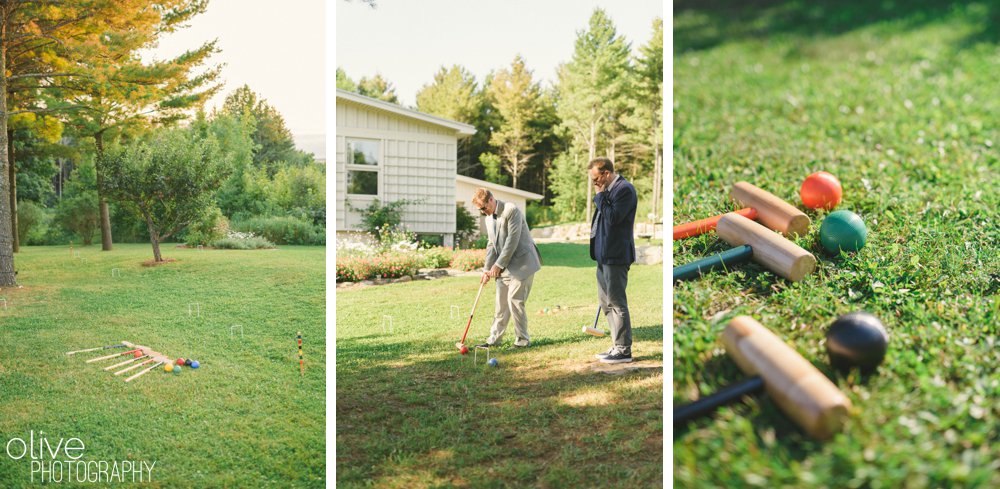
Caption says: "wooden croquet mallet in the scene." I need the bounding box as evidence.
[674,213,816,282]
[674,316,852,440]
[674,182,810,239]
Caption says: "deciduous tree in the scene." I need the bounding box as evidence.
[487,55,542,189]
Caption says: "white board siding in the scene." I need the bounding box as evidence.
[336,99,457,235]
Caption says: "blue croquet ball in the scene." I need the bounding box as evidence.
[173,365,182,374]
[488,358,498,367]
[190,360,200,369]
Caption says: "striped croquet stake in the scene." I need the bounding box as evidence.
[298,332,304,376]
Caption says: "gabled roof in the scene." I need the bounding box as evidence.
[336,89,476,136]
[456,175,544,200]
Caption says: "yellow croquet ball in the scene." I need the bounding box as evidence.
[164,364,174,373]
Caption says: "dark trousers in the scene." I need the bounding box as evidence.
[596,263,632,353]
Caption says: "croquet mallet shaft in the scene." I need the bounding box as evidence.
[673,207,757,240]
[457,281,487,348]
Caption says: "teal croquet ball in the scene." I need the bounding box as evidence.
[190,361,200,369]
[820,210,867,253]
[487,358,498,367]
[173,365,182,374]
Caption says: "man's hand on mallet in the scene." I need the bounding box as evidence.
[489,264,503,278]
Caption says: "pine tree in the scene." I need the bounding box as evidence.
[556,8,632,220]
[416,65,491,172]
[487,55,542,189]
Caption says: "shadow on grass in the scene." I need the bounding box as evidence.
[336,332,664,487]
[675,0,1000,53]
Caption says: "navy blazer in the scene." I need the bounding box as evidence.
[589,175,637,266]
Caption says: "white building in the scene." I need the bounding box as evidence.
[336,89,542,245]
[456,175,543,235]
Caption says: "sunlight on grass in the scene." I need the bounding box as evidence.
[560,390,615,407]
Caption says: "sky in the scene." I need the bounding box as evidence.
[143,0,325,157]
[335,0,662,107]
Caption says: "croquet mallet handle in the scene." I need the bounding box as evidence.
[731,182,810,237]
[673,207,757,240]
[673,376,765,427]
[722,316,852,440]
[673,245,753,282]
[716,213,816,282]
[458,281,487,345]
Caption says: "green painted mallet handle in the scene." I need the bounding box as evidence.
[673,245,753,282]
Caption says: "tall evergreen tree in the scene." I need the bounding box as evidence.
[487,55,542,189]
[556,8,632,220]
[222,85,305,172]
[336,67,358,91]
[624,17,663,219]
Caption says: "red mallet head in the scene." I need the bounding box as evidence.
[800,171,843,210]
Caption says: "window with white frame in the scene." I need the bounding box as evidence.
[346,139,380,195]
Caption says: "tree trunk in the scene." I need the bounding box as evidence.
[8,129,17,252]
[586,120,596,223]
[0,10,17,286]
[652,125,661,221]
[144,215,162,262]
[94,131,113,251]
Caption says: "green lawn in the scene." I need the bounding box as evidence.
[336,242,663,488]
[0,244,325,487]
[674,2,999,487]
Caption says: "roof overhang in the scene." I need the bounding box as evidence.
[456,174,545,200]
[336,89,476,137]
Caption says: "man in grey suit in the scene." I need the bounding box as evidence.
[472,188,542,348]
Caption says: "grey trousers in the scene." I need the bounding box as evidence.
[486,274,534,346]
[597,263,632,353]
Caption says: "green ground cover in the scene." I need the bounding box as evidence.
[0,244,325,487]
[336,242,664,488]
[674,2,999,487]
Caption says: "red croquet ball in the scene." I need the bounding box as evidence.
[460,346,469,355]
[800,171,843,210]
[134,351,142,358]
[176,358,185,365]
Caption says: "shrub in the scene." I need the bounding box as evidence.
[419,246,453,269]
[336,252,423,282]
[450,249,486,271]
[455,204,479,245]
[467,234,489,250]
[17,201,49,245]
[526,202,555,228]
[233,215,323,245]
[348,198,416,240]
[212,231,275,250]
[185,206,230,246]
[416,234,444,248]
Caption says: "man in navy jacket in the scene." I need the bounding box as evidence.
[588,157,638,364]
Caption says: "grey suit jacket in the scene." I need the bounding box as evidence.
[484,200,542,281]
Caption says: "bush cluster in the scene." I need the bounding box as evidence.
[450,249,486,271]
[212,230,275,250]
[233,216,324,245]
[336,252,424,282]
[419,246,453,269]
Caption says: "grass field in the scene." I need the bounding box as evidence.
[673,2,999,487]
[336,242,663,488]
[0,244,325,487]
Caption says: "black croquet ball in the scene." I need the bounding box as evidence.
[185,359,192,366]
[826,311,889,374]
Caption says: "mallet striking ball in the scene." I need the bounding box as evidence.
[820,210,867,253]
[800,171,843,210]
[826,312,888,374]
[460,346,469,355]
